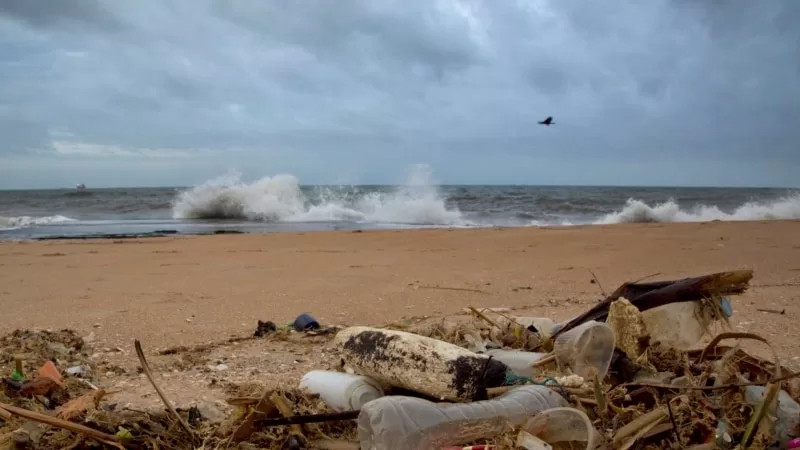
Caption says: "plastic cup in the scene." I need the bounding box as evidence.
[553,321,615,380]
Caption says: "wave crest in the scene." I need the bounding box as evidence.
[595,193,800,224]
[171,164,466,226]
[0,215,76,230]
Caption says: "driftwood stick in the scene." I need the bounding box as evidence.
[756,307,785,315]
[254,410,361,426]
[134,340,197,443]
[0,402,124,448]
[553,270,753,339]
[418,285,489,294]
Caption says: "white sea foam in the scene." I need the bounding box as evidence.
[0,215,76,230]
[171,164,468,226]
[594,193,800,224]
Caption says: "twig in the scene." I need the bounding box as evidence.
[487,385,591,397]
[468,306,502,329]
[666,396,682,448]
[0,402,124,448]
[531,353,556,367]
[742,380,779,448]
[255,410,360,426]
[612,406,668,450]
[418,285,489,294]
[230,389,276,443]
[751,282,800,288]
[134,340,197,443]
[622,370,800,391]
[270,392,306,443]
[631,272,662,284]
[756,307,786,315]
[588,270,607,297]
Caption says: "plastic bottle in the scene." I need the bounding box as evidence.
[357,385,568,450]
[744,386,800,445]
[485,349,549,378]
[299,370,384,411]
[553,321,615,380]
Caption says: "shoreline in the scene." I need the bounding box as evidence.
[2,217,800,242]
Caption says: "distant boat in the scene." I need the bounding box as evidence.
[76,183,86,190]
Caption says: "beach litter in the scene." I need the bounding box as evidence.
[1,269,799,449]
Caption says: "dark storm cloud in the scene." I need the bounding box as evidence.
[0,0,123,31]
[0,0,798,188]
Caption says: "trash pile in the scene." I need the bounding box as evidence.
[2,269,800,449]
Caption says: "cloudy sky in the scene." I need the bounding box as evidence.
[1,0,798,189]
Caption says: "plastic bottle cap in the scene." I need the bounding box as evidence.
[350,384,381,410]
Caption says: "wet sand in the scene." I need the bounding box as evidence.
[1,221,799,362]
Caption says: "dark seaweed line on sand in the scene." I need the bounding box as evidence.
[34,229,245,241]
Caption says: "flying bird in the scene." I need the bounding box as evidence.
[538,116,554,126]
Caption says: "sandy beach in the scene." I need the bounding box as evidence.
[2,220,800,415]
[2,220,799,351]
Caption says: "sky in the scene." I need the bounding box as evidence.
[1,0,799,189]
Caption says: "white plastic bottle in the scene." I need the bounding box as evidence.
[357,385,568,450]
[485,349,549,378]
[299,370,384,411]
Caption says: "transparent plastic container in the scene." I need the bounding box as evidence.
[485,349,549,378]
[299,370,384,411]
[553,321,615,380]
[522,407,601,450]
[357,385,568,450]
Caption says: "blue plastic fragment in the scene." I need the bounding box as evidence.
[719,297,733,317]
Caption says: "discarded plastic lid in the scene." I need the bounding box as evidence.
[293,313,320,331]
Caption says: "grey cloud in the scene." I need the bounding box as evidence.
[0,0,798,188]
[0,0,122,31]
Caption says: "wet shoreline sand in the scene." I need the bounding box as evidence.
[1,220,799,362]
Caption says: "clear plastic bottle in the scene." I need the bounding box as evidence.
[299,370,384,411]
[357,385,568,450]
[485,349,549,378]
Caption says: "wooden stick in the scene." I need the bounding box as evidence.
[621,370,800,391]
[419,285,489,294]
[134,339,196,443]
[0,402,123,449]
[756,307,785,315]
[255,410,360,426]
[588,269,607,297]
[531,353,556,367]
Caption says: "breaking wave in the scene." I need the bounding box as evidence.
[171,164,467,226]
[595,193,800,224]
[0,215,76,230]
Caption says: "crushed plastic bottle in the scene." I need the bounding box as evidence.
[358,385,568,450]
[744,386,800,445]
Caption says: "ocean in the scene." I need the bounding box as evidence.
[1,168,798,240]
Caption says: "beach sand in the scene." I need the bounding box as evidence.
[1,221,799,410]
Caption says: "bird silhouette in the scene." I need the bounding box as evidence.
[538,116,554,126]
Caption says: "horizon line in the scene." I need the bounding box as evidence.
[1,183,798,191]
